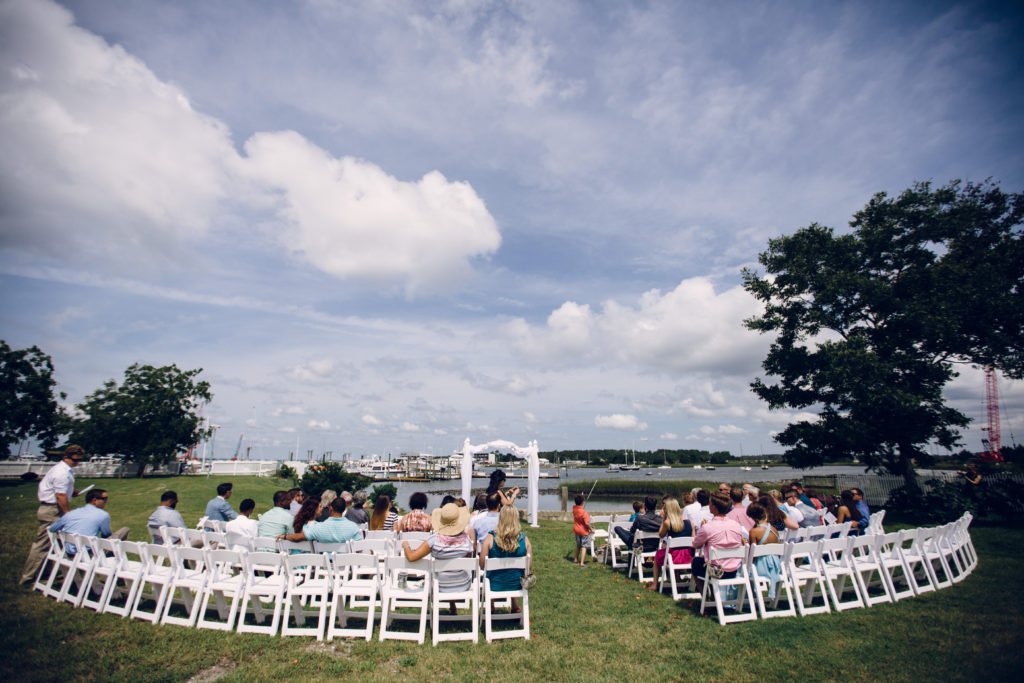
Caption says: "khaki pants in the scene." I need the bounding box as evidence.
[21,504,60,584]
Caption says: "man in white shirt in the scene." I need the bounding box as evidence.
[684,489,713,530]
[225,498,259,550]
[21,445,84,584]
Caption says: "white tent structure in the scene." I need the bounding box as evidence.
[460,438,539,527]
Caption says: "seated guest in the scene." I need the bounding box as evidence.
[837,489,864,534]
[470,494,488,521]
[471,492,501,550]
[395,492,433,533]
[784,488,823,527]
[369,494,399,531]
[479,504,532,613]
[654,497,693,581]
[402,503,475,613]
[345,491,369,525]
[292,497,320,533]
[440,494,457,507]
[683,489,701,520]
[278,497,361,544]
[51,489,129,552]
[205,482,238,522]
[225,498,258,550]
[741,484,757,507]
[147,490,186,543]
[630,500,643,521]
[725,487,755,534]
[317,490,337,522]
[288,488,305,516]
[758,494,799,532]
[852,488,870,521]
[791,481,814,507]
[691,493,746,586]
[685,489,712,530]
[746,503,783,598]
[257,490,295,538]
[613,496,661,552]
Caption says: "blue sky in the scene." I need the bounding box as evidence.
[1,0,1022,459]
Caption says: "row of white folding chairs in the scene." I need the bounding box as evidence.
[32,532,530,645]
[694,512,977,625]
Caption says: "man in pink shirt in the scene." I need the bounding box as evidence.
[692,493,747,582]
[725,487,755,534]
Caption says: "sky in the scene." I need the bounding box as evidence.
[1,0,1022,461]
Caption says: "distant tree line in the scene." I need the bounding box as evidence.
[542,449,737,466]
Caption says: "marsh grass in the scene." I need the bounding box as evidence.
[1,476,1021,682]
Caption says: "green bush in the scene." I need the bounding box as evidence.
[296,462,371,498]
[885,476,1024,524]
[275,463,297,483]
[369,482,398,506]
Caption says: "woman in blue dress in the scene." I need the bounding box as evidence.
[746,503,783,599]
[479,505,532,613]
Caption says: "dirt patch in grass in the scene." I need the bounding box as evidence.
[304,640,353,659]
[186,657,238,683]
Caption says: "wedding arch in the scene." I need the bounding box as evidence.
[460,438,539,527]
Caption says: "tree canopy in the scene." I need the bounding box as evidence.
[0,341,67,456]
[742,180,1023,482]
[68,363,212,476]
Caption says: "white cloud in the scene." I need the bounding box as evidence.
[307,419,331,430]
[0,0,236,266]
[279,426,296,433]
[594,414,648,431]
[523,412,537,423]
[284,358,354,385]
[660,432,678,440]
[507,277,768,377]
[285,406,308,416]
[240,130,501,296]
[361,414,382,426]
[400,422,420,432]
[245,418,258,427]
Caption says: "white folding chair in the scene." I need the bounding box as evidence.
[39,531,76,600]
[957,512,979,572]
[588,515,614,561]
[237,551,287,636]
[161,527,188,547]
[365,530,396,542]
[748,542,795,619]
[917,526,954,589]
[936,523,968,583]
[328,553,380,641]
[628,531,660,582]
[873,531,916,601]
[657,536,699,600]
[782,541,831,617]
[430,557,479,645]
[58,533,99,606]
[281,553,332,639]
[32,530,65,597]
[698,546,757,625]
[101,540,146,617]
[848,534,894,606]
[607,518,632,569]
[866,510,886,535]
[130,543,176,622]
[399,531,431,545]
[204,531,229,550]
[225,531,255,553]
[818,537,866,611]
[379,556,431,644]
[161,545,208,627]
[80,537,122,612]
[896,528,936,595]
[196,549,246,631]
[482,556,530,642]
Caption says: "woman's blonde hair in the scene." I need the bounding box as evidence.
[494,504,522,553]
[663,498,685,532]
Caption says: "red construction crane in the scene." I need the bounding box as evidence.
[981,366,1003,462]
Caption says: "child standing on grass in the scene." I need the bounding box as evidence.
[573,493,593,566]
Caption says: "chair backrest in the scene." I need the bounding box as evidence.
[140,542,174,570]
[195,516,209,531]
[251,536,279,551]
[277,539,313,553]
[749,539,786,561]
[399,531,431,544]
[351,539,392,556]
[484,555,529,573]
[225,531,254,552]
[148,524,165,544]
[184,529,208,548]
[204,531,228,549]
[244,550,285,577]
[312,541,350,554]
[432,556,479,587]
[204,548,245,580]
[784,540,823,568]
[161,527,188,547]
[284,551,330,584]
[364,530,395,541]
[172,545,208,576]
[663,535,693,551]
[331,552,380,581]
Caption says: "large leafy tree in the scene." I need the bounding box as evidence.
[69,363,212,476]
[742,180,1023,485]
[0,341,67,456]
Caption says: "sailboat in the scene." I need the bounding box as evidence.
[619,448,640,471]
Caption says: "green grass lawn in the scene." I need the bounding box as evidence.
[1,476,1022,682]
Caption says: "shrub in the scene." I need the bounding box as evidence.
[369,482,398,506]
[275,463,297,483]
[297,462,371,498]
[885,475,1024,524]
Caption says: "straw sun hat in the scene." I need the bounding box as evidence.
[431,503,470,536]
